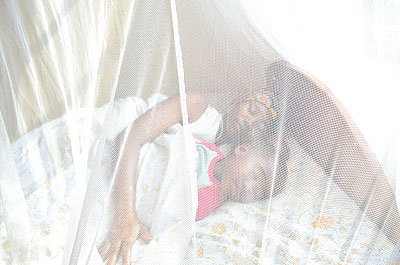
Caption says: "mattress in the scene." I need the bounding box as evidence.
[0,100,396,264]
[195,139,395,264]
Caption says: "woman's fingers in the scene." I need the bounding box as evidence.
[121,241,132,265]
[100,239,121,264]
[98,241,111,261]
[106,253,118,265]
[139,223,152,244]
[99,216,149,264]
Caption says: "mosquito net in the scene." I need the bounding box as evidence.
[0,0,399,264]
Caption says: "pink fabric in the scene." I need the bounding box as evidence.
[195,142,226,221]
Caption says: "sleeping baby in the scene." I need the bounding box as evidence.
[195,139,288,220]
[98,90,289,265]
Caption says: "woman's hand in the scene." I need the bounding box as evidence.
[98,91,205,264]
[98,212,152,265]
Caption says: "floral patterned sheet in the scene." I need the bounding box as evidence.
[195,139,398,264]
[1,101,398,264]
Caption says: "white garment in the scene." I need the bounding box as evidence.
[1,94,222,264]
[187,106,222,143]
[96,93,223,264]
[103,93,222,143]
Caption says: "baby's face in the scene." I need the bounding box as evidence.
[219,146,273,203]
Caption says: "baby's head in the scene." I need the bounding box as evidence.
[219,91,277,145]
[215,138,288,203]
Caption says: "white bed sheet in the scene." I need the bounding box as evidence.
[195,139,396,264]
[0,98,396,264]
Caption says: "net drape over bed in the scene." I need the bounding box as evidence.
[0,0,399,264]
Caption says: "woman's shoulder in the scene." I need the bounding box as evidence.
[188,104,222,143]
[185,90,208,123]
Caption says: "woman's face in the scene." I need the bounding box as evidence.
[219,145,273,203]
[225,99,272,144]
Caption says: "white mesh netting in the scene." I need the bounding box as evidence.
[0,0,399,264]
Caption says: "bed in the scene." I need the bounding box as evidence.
[0,95,396,265]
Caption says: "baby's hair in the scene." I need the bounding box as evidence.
[250,137,289,200]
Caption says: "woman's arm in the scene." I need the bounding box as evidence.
[99,91,207,265]
[114,91,207,218]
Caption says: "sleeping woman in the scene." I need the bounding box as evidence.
[97,90,289,264]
